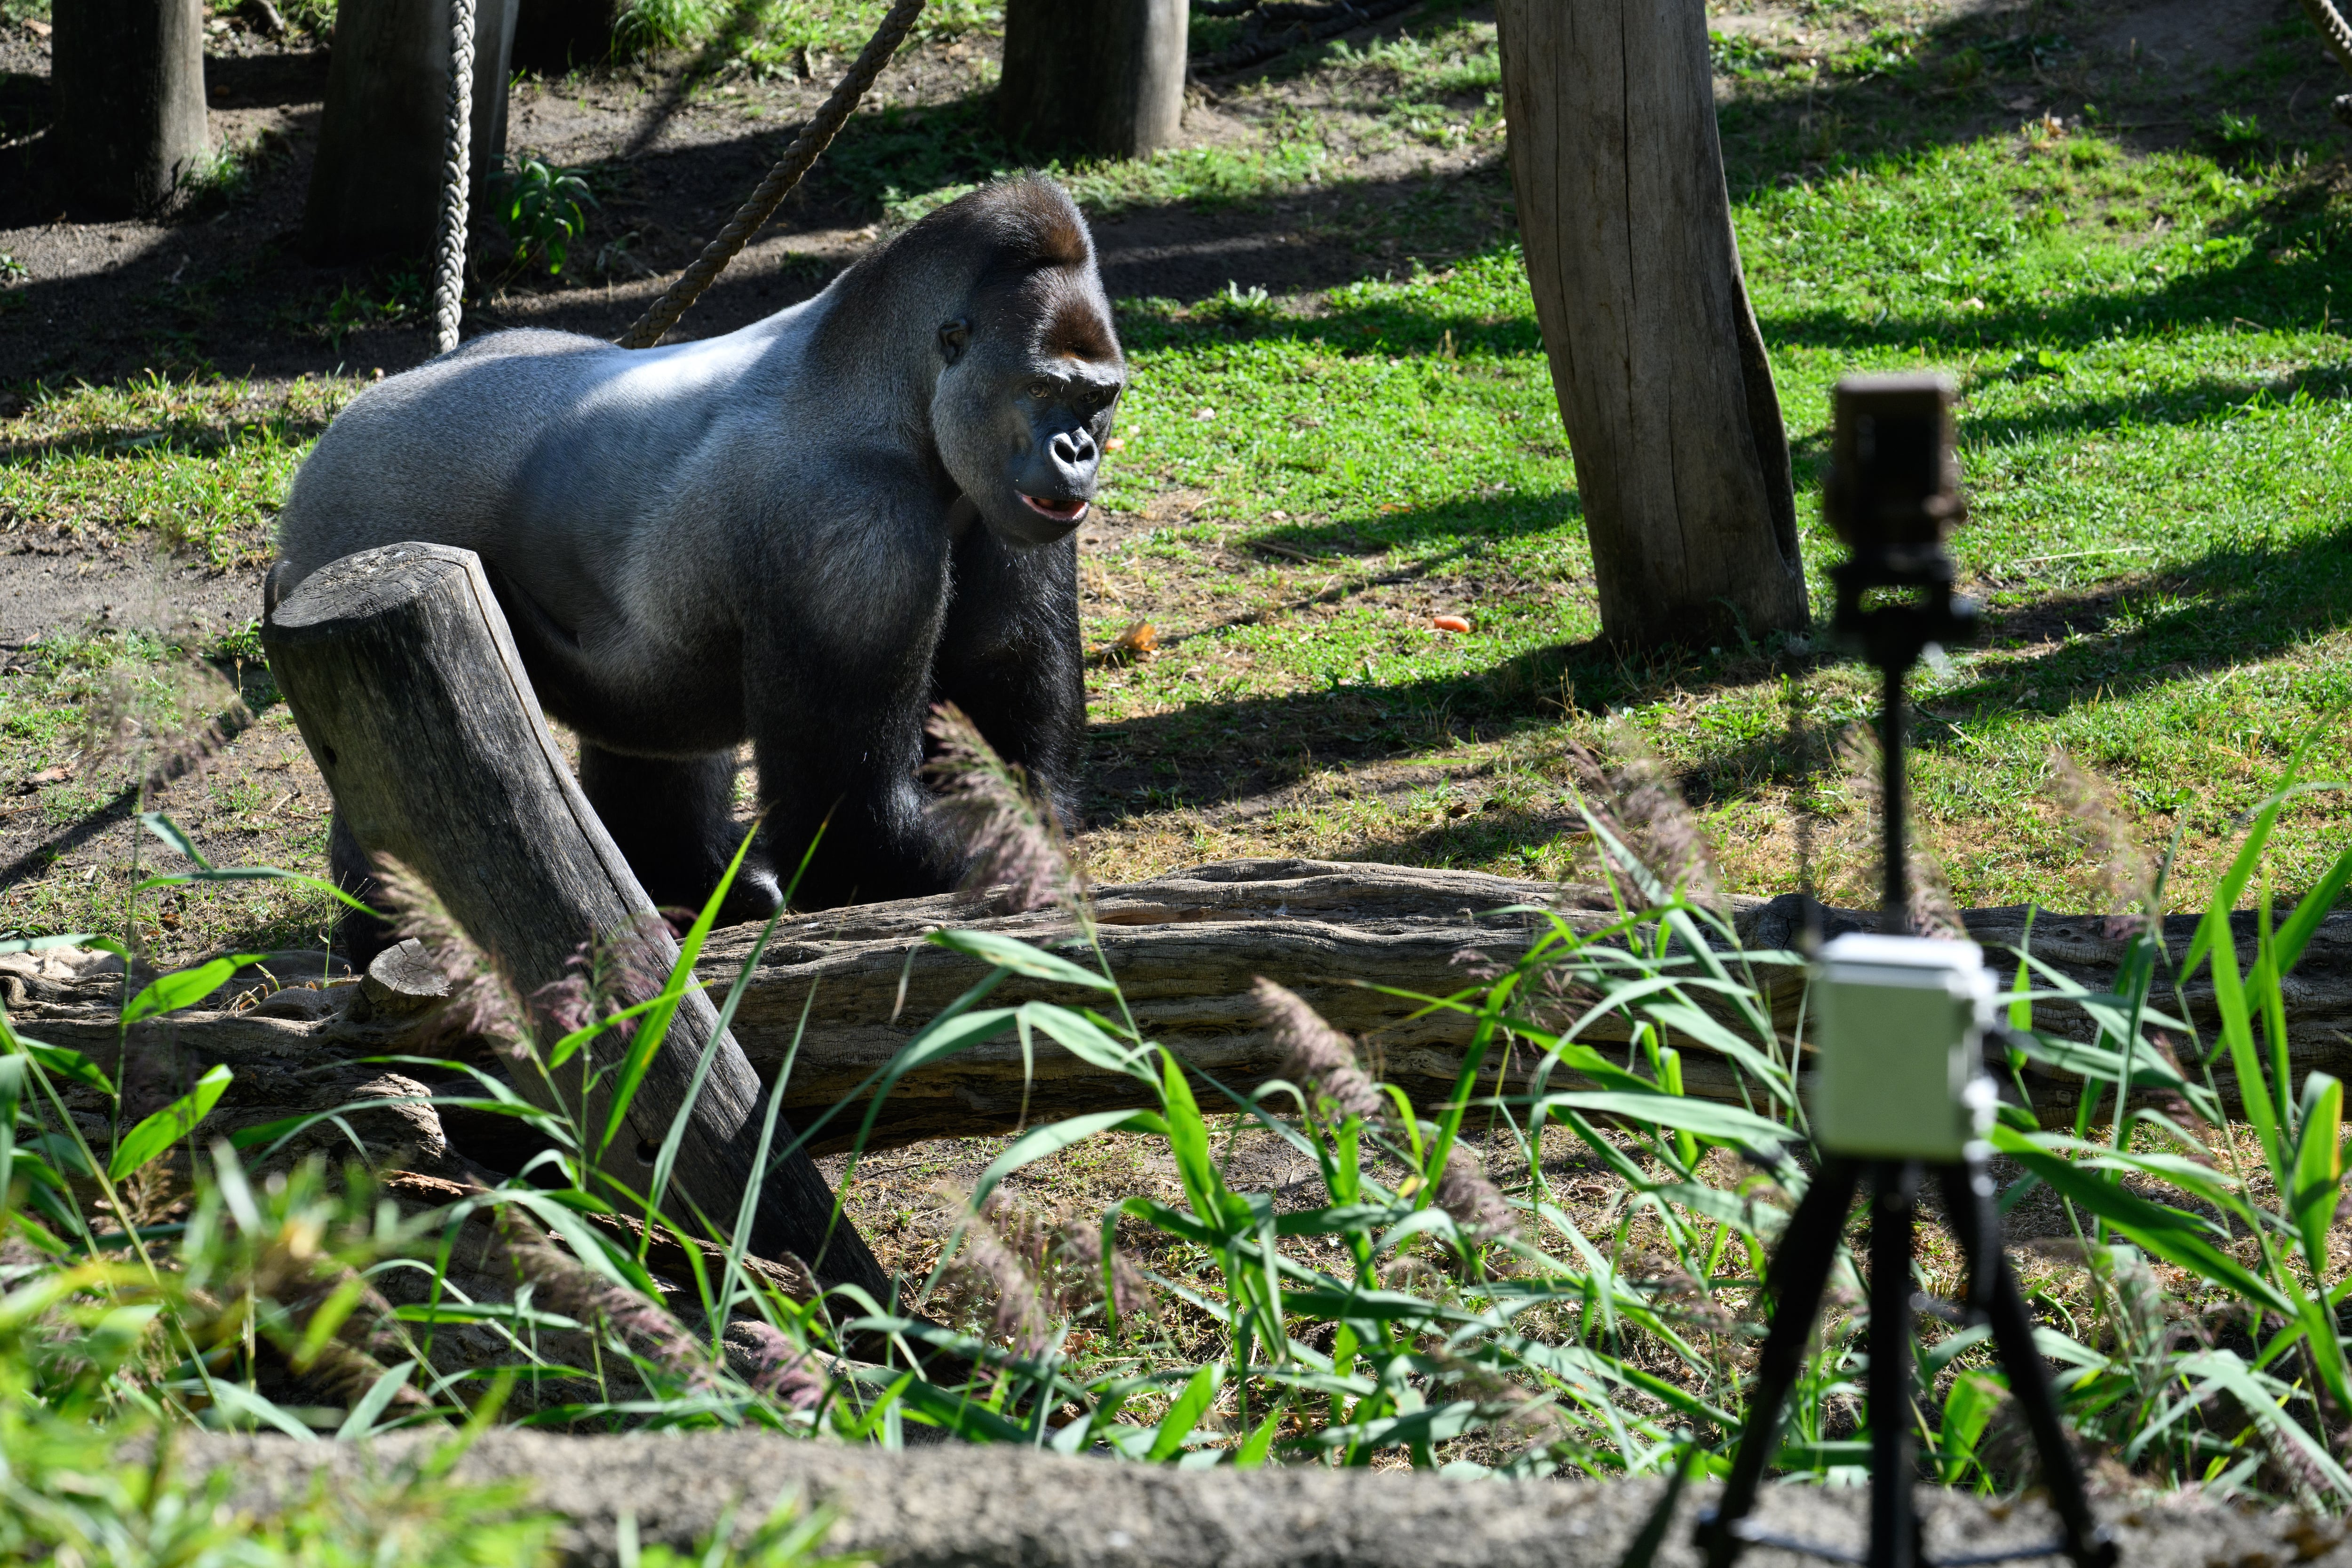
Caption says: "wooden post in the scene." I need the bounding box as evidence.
[302,0,519,261]
[1495,0,1808,650]
[48,0,211,216]
[998,0,1188,159]
[260,543,892,1299]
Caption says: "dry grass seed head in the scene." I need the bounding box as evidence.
[492,1206,715,1391]
[1256,978,1385,1124]
[727,1319,826,1410]
[941,1192,1052,1356]
[1562,721,1723,911]
[1434,1148,1518,1246]
[1831,722,1967,938]
[922,702,1084,915]
[78,649,249,799]
[533,916,668,1038]
[2048,750,2159,938]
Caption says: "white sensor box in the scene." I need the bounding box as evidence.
[1810,932,1997,1161]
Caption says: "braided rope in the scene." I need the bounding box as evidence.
[617,0,927,350]
[2305,0,2352,78]
[2296,0,2352,76]
[430,0,477,356]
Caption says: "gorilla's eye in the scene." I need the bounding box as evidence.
[1027,379,1052,400]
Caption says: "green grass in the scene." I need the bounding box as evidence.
[0,374,359,567]
[1071,116,2352,914]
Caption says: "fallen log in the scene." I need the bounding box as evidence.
[16,863,2349,1158]
[169,1429,2352,1568]
[702,860,2352,1150]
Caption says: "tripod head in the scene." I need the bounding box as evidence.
[1822,374,1979,934]
[1825,374,1977,675]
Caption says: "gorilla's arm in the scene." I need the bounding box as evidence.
[930,529,1086,833]
[741,483,969,908]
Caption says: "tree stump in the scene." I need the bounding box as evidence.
[260,542,890,1298]
[302,0,519,261]
[1495,0,1807,649]
[998,0,1188,159]
[48,0,211,216]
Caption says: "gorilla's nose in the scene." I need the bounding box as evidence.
[1048,428,1097,478]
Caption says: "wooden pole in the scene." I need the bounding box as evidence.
[48,0,211,216]
[999,0,1188,159]
[302,0,518,262]
[1494,0,1807,650]
[259,543,892,1298]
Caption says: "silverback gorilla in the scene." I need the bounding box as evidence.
[270,176,1120,953]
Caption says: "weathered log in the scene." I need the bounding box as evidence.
[169,1429,2352,1568]
[18,862,2349,1157]
[258,542,889,1296]
[702,860,2352,1151]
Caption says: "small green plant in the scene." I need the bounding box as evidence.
[320,270,426,351]
[0,253,27,286]
[499,157,598,275]
[2216,111,2265,146]
[612,0,716,57]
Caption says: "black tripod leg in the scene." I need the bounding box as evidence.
[1697,1158,1862,1568]
[1938,1163,2117,1568]
[1869,1162,1920,1568]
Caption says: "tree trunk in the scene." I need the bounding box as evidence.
[258,543,890,1297]
[302,0,519,262]
[999,0,1188,159]
[1494,0,1806,650]
[48,0,211,216]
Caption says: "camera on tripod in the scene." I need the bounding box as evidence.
[1696,375,2116,1568]
[1811,373,1998,1166]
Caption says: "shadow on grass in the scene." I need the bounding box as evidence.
[1086,510,2352,825]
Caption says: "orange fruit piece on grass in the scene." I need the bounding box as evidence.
[1431,614,1471,634]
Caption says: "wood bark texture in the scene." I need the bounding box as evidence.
[20,863,2347,1157]
[998,0,1188,159]
[175,1428,2350,1568]
[692,860,2352,1149]
[258,543,888,1296]
[49,0,211,216]
[1494,0,1806,649]
[302,0,518,260]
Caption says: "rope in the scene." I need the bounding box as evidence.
[430,0,477,356]
[2304,0,2352,80]
[617,0,928,350]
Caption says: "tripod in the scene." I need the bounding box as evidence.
[1692,1152,2116,1568]
[1694,376,2116,1568]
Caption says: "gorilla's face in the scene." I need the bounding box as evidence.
[932,286,1126,548]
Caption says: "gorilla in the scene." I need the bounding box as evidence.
[270,175,1120,951]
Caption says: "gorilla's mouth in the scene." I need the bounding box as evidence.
[1020,493,1089,524]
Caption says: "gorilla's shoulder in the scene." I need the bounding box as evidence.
[443,327,612,363]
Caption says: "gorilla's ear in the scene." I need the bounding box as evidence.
[938,318,971,365]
